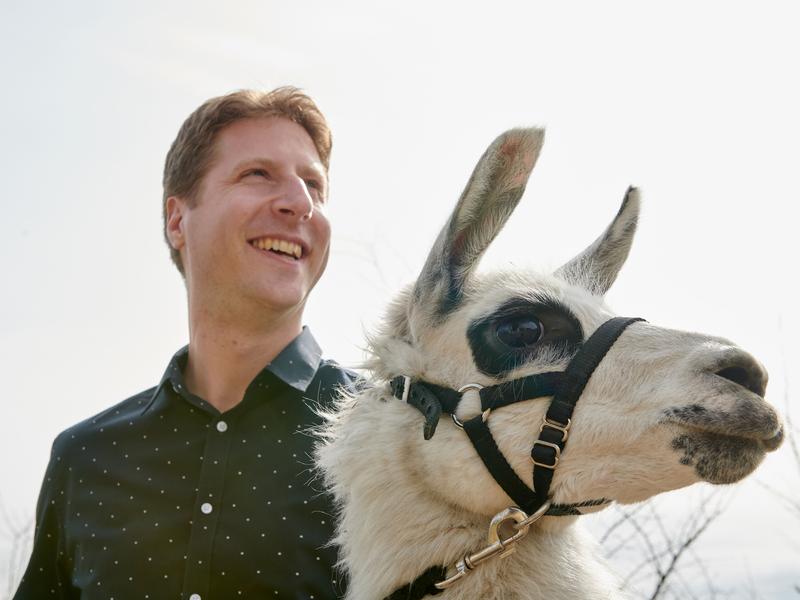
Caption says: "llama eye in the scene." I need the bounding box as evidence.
[468,299,582,376]
[495,315,543,348]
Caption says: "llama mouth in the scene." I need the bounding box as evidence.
[670,430,771,484]
[661,402,783,451]
[248,236,303,260]
[662,400,783,483]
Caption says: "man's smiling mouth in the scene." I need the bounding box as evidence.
[249,236,303,260]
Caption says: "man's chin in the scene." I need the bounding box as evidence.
[247,282,309,316]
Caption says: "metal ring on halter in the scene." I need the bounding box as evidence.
[451,383,489,429]
[458,383,485,394]
[514,499,552,529]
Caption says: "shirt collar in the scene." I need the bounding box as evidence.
[145,327,323,413]
[261,326,323,392]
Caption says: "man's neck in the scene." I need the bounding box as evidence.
[184,307,303,413]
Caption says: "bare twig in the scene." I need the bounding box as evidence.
[0,494,34,598]
[597,491,728,600]
[648,501,723,600]
[755,479,800,518]
[600,502,647,546]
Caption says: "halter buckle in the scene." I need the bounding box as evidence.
[400,375,411,403]
[540,416,571,443]
[531,440,561,469]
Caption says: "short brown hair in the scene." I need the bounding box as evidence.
[162,87,332,275]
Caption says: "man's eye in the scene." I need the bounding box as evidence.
[244,169,270,179]
[305,180,327,203]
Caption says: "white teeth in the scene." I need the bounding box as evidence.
[251,237,302,259]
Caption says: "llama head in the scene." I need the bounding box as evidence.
[369,128,783,515]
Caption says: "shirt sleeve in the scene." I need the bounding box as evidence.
[13,437,72,599]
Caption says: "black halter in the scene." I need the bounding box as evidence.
[384,316,644,600]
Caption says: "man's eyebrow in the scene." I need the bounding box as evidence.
[298,162,327,182]
[229,157,277,174]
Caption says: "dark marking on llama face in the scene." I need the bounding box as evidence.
[467,295,583,377]
[671,432,765,484]
[435,188,526,319]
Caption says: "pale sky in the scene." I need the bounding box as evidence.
[1,1,798,597]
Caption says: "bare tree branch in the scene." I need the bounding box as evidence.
[600,502,647,547]
[648,501,723,600]
[0,494,34,599]
[597,490,730,600]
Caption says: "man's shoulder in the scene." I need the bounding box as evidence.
[304,359,366,408]
[316,359,364,391]
[52,385,158,455]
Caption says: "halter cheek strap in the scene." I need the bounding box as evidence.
[383,317,644,600]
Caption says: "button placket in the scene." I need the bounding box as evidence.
[180,416,234,599]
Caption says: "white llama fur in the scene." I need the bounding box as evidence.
[316,128,783,599]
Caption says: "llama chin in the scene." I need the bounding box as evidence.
[315,128,783,600]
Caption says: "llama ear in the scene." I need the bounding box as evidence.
[555,186,640,295]
[413,128,545,319]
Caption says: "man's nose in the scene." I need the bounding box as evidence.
[272,177,314,221]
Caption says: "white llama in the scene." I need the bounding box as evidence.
[316,128,783,600]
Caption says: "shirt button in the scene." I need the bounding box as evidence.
[201,502,213,514]
[216,421,228,432]
[189,595,201,600]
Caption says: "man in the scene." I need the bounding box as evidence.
[15,88,353,599]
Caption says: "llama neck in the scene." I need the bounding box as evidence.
[342,508,624,600]
[319,389,625,600]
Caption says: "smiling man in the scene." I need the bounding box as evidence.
[15,88,353,599]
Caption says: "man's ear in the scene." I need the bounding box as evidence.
[165,196,187,251]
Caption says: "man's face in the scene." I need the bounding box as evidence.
[168,117,331,319]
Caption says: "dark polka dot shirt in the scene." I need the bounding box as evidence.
[15,328,356,599]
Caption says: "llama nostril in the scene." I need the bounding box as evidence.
[761,427,784,451]
[714,364,767,397]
